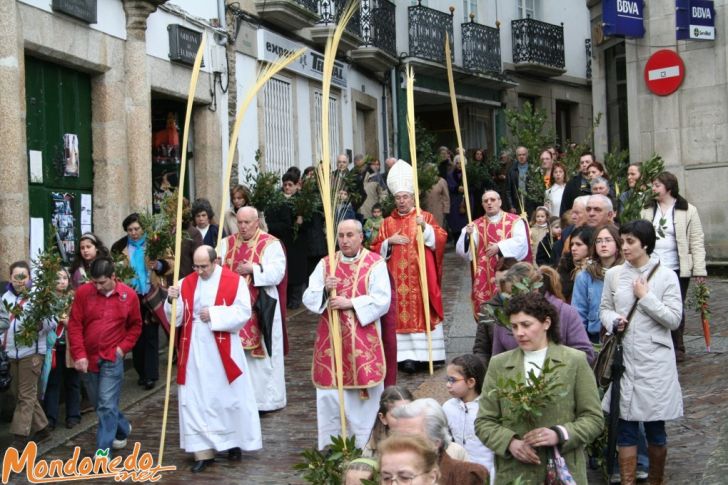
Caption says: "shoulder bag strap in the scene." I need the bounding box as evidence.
[621,262,661,335]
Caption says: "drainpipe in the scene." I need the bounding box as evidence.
[216,0,228,45]
[381,79,388,161]
[390,66,398,158]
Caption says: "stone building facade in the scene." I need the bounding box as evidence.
[587,0,728,260]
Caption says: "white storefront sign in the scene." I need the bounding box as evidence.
[257,29,347,88]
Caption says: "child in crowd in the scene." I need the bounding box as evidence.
[335,189,356,223]
[529,206,550,256]
[442,354,495,482]
[362,385,414,457]
[536,216,562,267]
[42,268,81,430]
[363,203,384,247]
[343,457,378,485]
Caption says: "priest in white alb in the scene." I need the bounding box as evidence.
[303,219,390,450]
[219,206,287,412]
[456,190,531,321]
[165,245,262,473]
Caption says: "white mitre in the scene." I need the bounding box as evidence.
[387,159,413,195]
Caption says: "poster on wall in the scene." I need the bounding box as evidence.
[51,192,76,257]
[80,193,92,234]
[63,133,80,177]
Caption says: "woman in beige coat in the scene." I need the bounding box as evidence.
[424,176,450,229]
[600,220,683,485]
[641,171,706,362]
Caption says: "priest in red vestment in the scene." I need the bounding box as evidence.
[371,160,447,373]
[219,206,287,412]
[456,190,531,321]
[303,219,390,450]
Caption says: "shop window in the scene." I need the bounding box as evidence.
[263,77,295,175]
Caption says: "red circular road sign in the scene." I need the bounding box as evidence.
[644,50,685,96]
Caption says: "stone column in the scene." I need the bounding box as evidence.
[92,40,131,243]
[193,107,223,216]
[122,0,166,212]
[0,0,29,273]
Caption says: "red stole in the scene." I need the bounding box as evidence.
[312,250,385,389]
[177,267,243,385]
[370,209,447,334]
[471,212,533,317]
[224,230,280,358]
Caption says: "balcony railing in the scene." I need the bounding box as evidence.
[585,38,592,79]
[462,17,501,74]
[360,0,397,57]
[296,0,318,13]
[511,17,565,70]
[318,0,361,38]
[408,0,453,64]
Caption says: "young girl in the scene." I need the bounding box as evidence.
[557,225,594,302]
[362,385,414,457]
[571,224,623,343]
[343,457,378,484]
[536,216,561,267]
[442,354,495,482]
[529,206,550,256]
[42,268,81,430]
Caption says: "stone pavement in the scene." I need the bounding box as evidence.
[4,252,728,484]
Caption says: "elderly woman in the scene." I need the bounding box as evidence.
[600,220,683,484]
[475,292,603,485]
[111,213,172,390]
[378,434,440,485]
[641,171,706,362]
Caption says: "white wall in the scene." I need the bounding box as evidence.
[18,0,126,39]
[235,52,260,178]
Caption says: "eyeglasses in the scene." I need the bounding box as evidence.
[381,472,428,484]
[192,264,211,270]
[445,376,465,384]
[595,238,615,244]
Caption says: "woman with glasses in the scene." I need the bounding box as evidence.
[475,292,603,485]
[379,434,440,485]
[571,224,623,343]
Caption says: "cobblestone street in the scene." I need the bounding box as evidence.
[5,251,728,484]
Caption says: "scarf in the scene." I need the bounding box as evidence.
[128,234,149,295]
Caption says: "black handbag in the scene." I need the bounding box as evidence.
[592,263,660,388]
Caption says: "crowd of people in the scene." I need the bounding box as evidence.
[0,145,708,485]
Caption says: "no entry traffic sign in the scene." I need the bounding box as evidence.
[644,49,685,96]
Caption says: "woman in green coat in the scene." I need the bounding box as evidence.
[474,292,603,484]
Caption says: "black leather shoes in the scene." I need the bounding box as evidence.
[399,360,417,374]
[227,447,242,461]
[191,459,214,473]
[143,380,156,390]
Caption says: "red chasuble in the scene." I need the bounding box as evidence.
[370,209,447,334]
[470,212,533,316]
[224,230,284,358]
[312,249,385,389]
[177,267,242,385]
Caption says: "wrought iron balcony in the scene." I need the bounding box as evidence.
[462,16,501,74]
[408,0,454,64]
[310,0,362,52]
[511,17,565,77]
[350,0,398,73]
[254,0,319,31]
[360,0,396,57]
[317,0,361,39]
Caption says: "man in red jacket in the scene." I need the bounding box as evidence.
[67,256,142,457]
